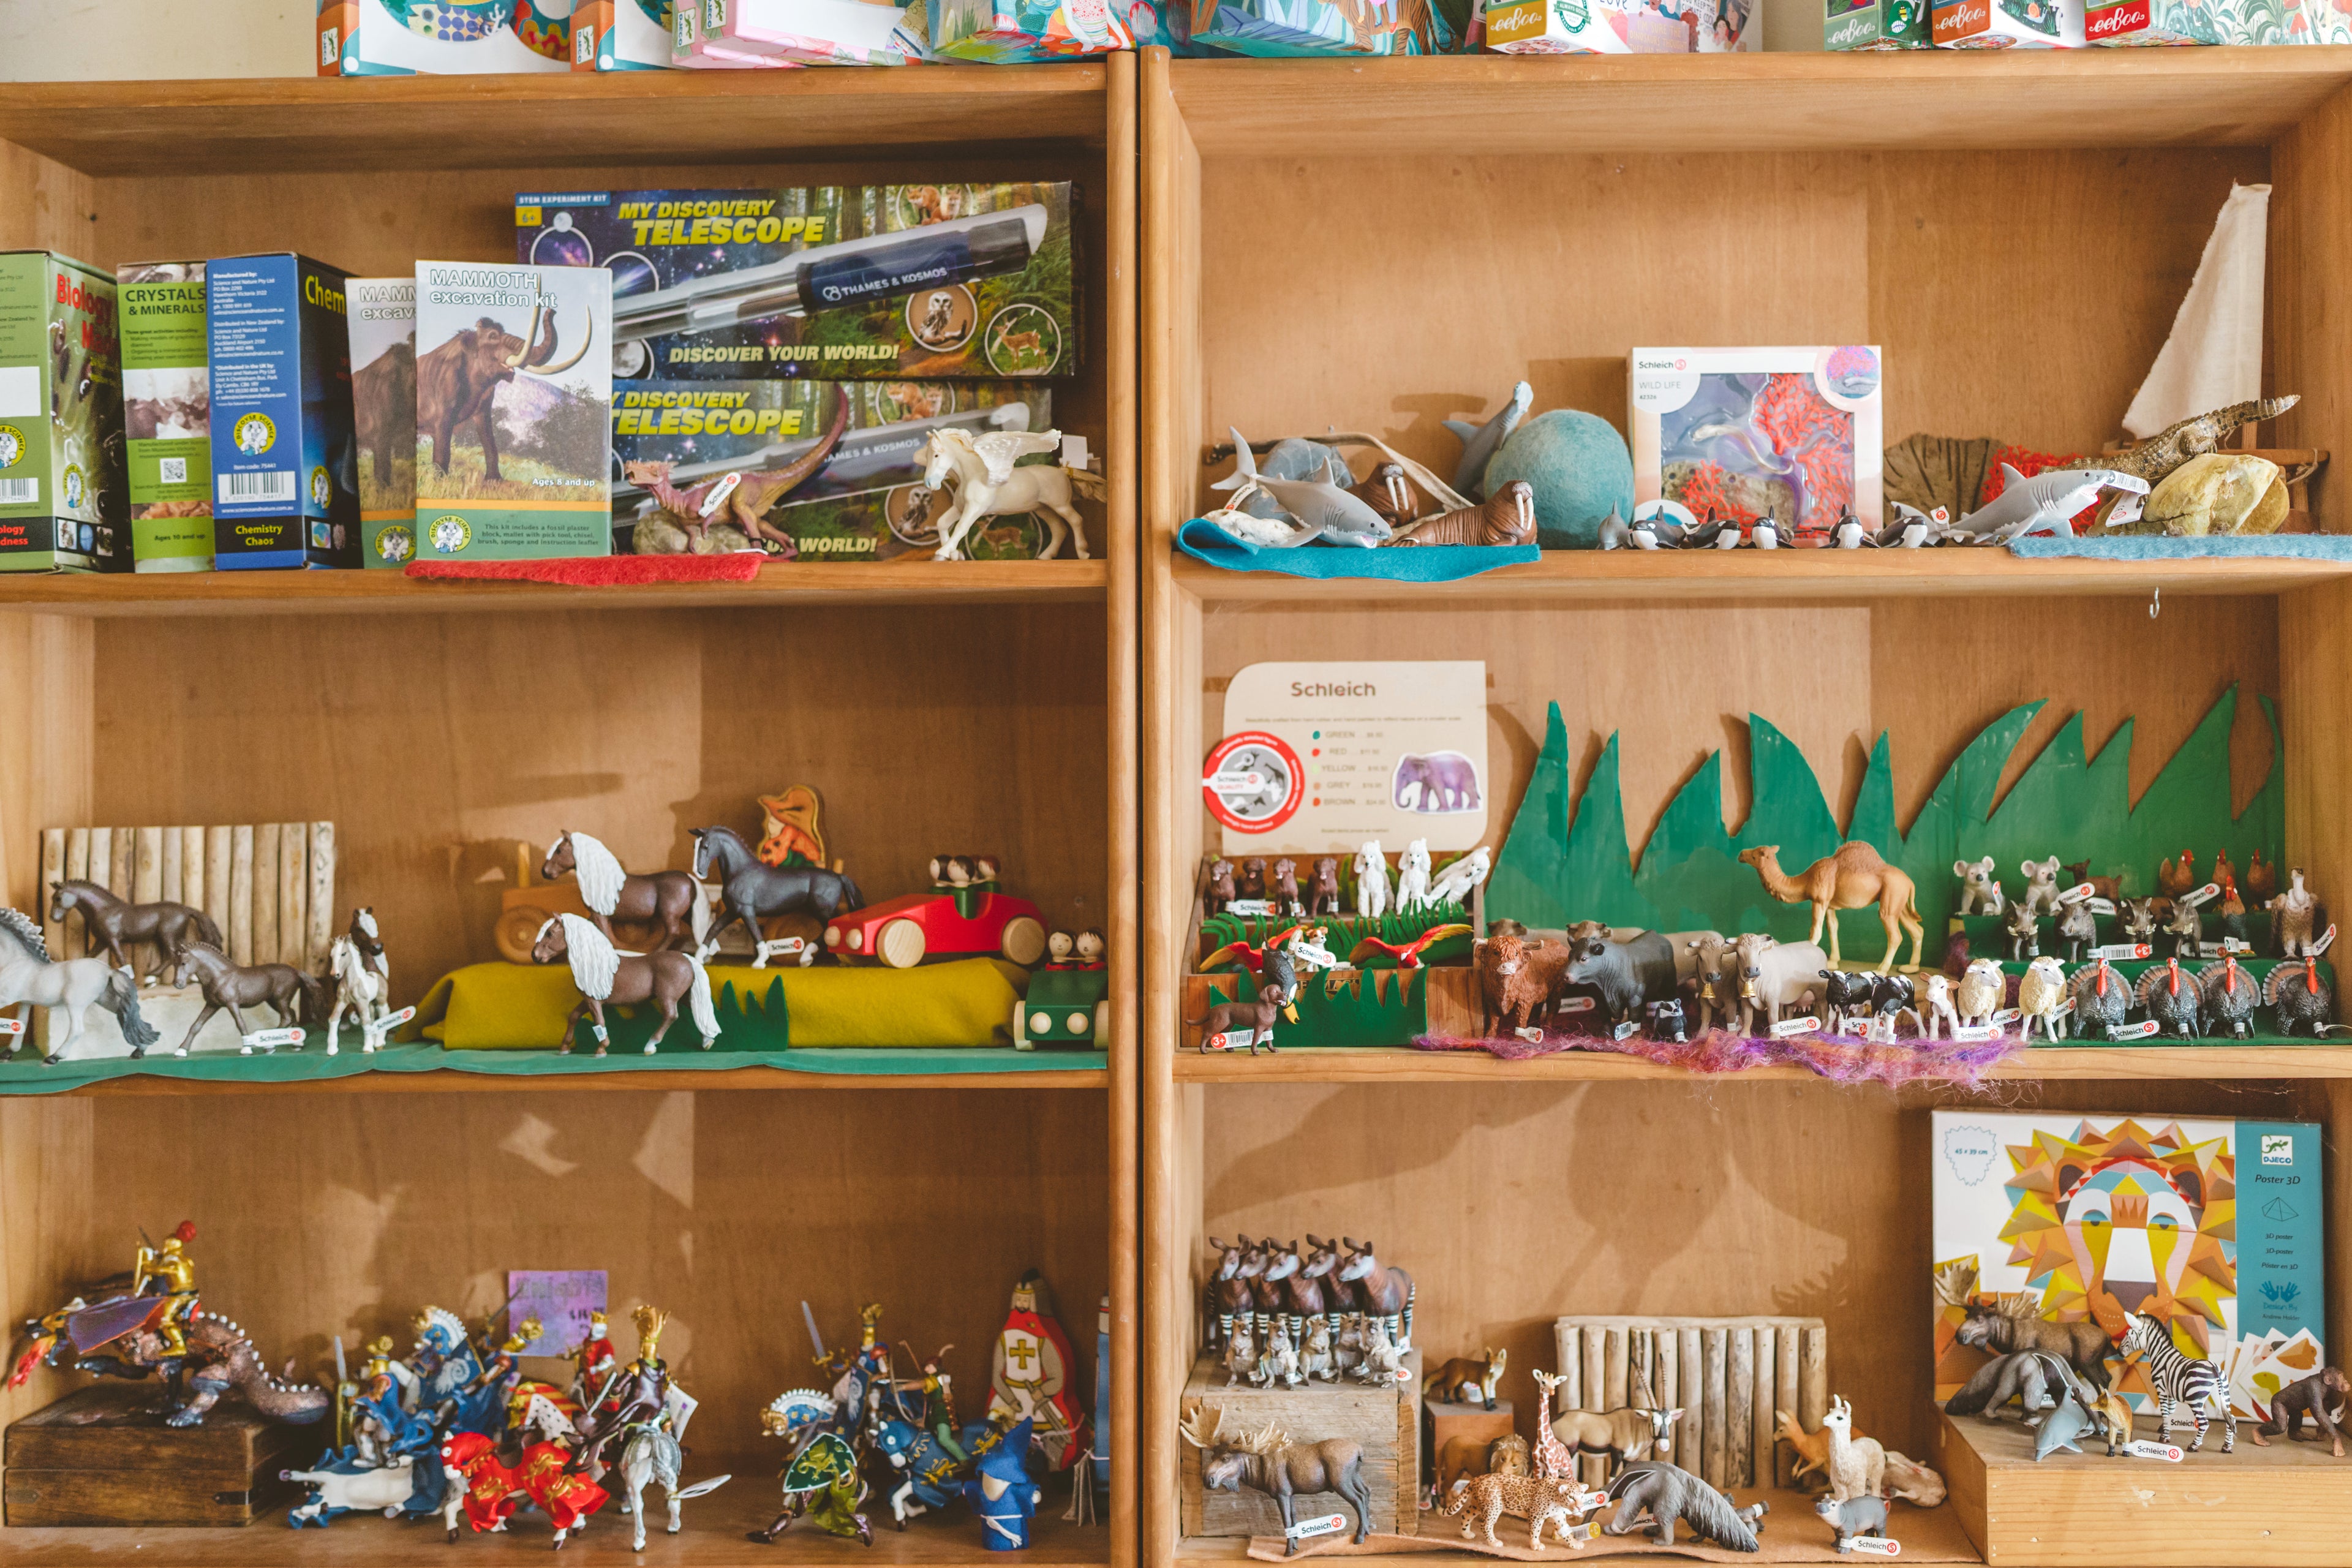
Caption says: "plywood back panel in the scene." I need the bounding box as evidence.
[0,141,96,256]
[87,603,1110,998]
[1188,148,2264,518]
[1197,1077,2299,1462]
[20,1087,1108,1453]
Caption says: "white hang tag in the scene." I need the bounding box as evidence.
[2180,882,2222,907]
[1060,433,1091,470]
[1292,946,1340,971]
[2200,939,2252,957]
[2123,1439,2184,1462]
[2105,492,2146,527]
[1556,995,1596,1014]
[759,936,809,957]
[243,1027,304,1050]
[2312,924,2339,956]
[1771,1016,1822,1038]
[1285,1513,1348,1541]
[1954,1023,2000,1042]
[1567,1523,1594,1543]
[1991,1008,2021,1025]
[377,1006,417,1031]
[2107,1019,2162,1041]
[1225,899,1272,918]
[0,1017,23,1036]
[697,471,744,518]
[1613,1020,1641,1041]
[1514,1026,1545,1045]
[1205,1029,1256,1052]
[2094,943,2151,960]
[2057,882,2099,905]
[1847,1537,1901,1557]
[2086,898,2116,916]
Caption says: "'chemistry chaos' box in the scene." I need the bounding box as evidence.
[518,182,1079,381]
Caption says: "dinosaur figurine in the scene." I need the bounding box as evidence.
[1953,464,2149,543]
[1442,382,1532,500]
[2070,396,2299,486]
[620,395,848,554]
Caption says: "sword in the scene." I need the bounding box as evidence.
[802,1302,827,1366]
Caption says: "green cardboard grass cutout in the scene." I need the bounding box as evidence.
[1491,686,2284,951]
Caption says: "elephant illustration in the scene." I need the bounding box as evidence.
[1393,752,1480,813]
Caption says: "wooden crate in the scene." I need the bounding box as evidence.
[1934,1406,2352,1566]
[3,1383,311,1527]
[1179,1347,1420,1539]
[1425,1397,1515,1490]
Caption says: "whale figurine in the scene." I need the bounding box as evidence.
[1441,382,1532,500]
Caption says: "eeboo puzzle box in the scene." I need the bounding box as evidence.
[1932,1112,2327,1423]
[207,254,360,570]
[1630,346,1883,537]
[518,183,1079,380]
[0,252,126,573]
[318,0,575,75]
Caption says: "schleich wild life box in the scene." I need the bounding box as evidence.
[1630,346,1883,538]
[611,379,1055,558]
[518,183,1079,380]
[1932,1112,2327,1422]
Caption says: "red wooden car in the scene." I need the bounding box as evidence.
[823,889,1049,968]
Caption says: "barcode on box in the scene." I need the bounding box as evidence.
[0,478,36,505]
[159,457,187,484]
[219,471,295,503]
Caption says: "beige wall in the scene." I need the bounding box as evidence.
[1,0,315,82]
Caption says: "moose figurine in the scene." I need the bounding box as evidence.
[1180,1405,1374,1555]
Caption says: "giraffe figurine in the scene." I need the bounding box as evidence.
[1528,1369,1577,1481]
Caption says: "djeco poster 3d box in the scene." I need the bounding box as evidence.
[1932,1112,2327,1422]
[1630,345,1883,538]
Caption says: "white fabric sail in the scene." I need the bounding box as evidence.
[2122,183,2270,440]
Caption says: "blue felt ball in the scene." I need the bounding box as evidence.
[1483,410,1635,549]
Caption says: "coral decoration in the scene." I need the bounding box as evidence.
[1675,461,1758,529]
[1981,444,2101,532]
[1754,372,1853,530]
[1412,1025,2022,1085]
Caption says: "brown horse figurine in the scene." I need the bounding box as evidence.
[531,913,720,1057]
[1738,842,1925,972]
[50,880,224,983]
[169,943,322,1057]
[540,831,703,953]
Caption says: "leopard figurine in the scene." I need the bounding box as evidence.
[1439,1471,1595,1551]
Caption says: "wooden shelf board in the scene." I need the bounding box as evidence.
[0,1474,1110,1565]
[0,559,1107,617]
[1174,1044,2352,1084]
[0,66,1110,177]
[1164,49,2352,156]
[1171,549,2352,605]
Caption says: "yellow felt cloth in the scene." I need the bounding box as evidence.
[405,959,1027,1049]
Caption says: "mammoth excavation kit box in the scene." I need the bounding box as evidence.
[347,277,417,568]
[0,251,126,574]
[205,252,359,570]
[412,260,612,563]
[516,181,1079,380]
[116,262,213,573]
[611,378,1055,557]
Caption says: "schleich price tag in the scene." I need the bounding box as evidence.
[379,1006,418,1032]
[2179,881,2222,907]
[1613,1020,1642,1041]
[2107,1019,2162,1041]
[2094,943,2152,960]
[241,1027,304,1052]
[2057,882,2099,904]
[697,471,744,518]
[1771,1016,1822,1038]
[1285,1514,1349,1542]
[1991,1008,2020,1025]
[1566,1523,1594,1544]
[1953,1023,2001,1042]
[1226,899,1273,918]
[2123,1439,2185,1462]
[2312,924,2339,957]
[2199,939,2252,957]
[2086,897,2116,916]
[1556,995,1596,1014]
[1846,1537,1901,1557]
[1514,1026,1545,1045]
[0,1016,22,1037]
[1205,1029,1256,1052]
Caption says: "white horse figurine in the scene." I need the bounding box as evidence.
[1394,839,1433,911]
[323,933,393,1055]
[0,906,159,1063]
[1354,842,1390,921]
[617,1418,730,1550]
[918,426,1106,562]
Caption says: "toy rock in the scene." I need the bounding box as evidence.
[2138,454,2293,536]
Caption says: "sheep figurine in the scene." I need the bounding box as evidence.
[2199,955,2260,1040]
[2068,959,2132,1039]
[2266,959,2336,1038]
[2016,956,2070,1042]
[1955,958,2006,1030]
[2136,957,2204,1039]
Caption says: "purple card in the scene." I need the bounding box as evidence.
[508,1270,606,1358]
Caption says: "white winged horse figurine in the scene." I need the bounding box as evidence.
[919,426,1106,562]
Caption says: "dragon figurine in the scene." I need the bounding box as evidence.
[12,1297,329,1427]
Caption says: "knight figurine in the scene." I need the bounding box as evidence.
[129,1220,198,1358]
[988,1270,1087,1472]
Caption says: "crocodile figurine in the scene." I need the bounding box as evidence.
[2068,396,2299,487]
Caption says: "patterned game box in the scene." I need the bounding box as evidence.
[574,0,674,64]
[0,252,125,573]
[518,183,1080,381]
[1630,345,1883,538]
[930,0,1135,58]
[611,379,1057,558]
[1932,1112,2328,1422]
[1478,0,1754,50]
[1826,0,1929,46]
[318,0,575,74]
[673,0,926,63]
[1930,0,2084,45]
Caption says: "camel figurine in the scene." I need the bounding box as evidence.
[1738,842,1924,973]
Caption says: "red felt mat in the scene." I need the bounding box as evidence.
[405,554,764,587]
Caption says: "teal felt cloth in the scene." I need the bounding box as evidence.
[1178,518,1539,581]
[2008,535,2352,560]
[0,1042,1105,1096]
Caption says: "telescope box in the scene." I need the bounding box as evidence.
[610,378,1056,559]
[516,182,1080,380]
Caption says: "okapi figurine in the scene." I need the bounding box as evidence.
[1275,1239,1327,1351]
[1300,1235,1348,1335]
[1339,1239,1415,1348]
[1205,1236,1259,1351]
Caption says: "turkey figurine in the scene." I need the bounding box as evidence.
[2016,956,2070,1042]
[2068,958,2132,1040]
[2136,957,2204,1039]
[2199,954,2260,1040]
[2266,956,2335,1038]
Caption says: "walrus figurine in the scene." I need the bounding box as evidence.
[1390,481,1536,547]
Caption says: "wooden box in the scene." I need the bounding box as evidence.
[1934,1406,2352,1566]
[3,1383,312,1527]
[1180,1346,1421,1540]
[1425,1398,1515,1490]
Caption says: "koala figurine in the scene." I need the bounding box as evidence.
[1815,1493,1890,1553]
[1953,855,2006,916]
[2018,855,2065,918]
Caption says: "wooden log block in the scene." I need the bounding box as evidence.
[1800,1325,1828,1446]
[159,827,181,906]
[1726,1329,1752,1489]
[109,829,134,905]
[1556,1324,1580,1414]
[179,827,203,912]
[251,823,279,970]
[1702,1328,1727,1491]
[85,826,111,898]
[39,829,65,956]
[2,1384,306,1527]
[229,826,254,965]
[1631,1327,1653,1412]
[203,826,231,946]
[1751,1325,1776,1496]
[1777,1322,1801,1488]
[1678,1326,1703,1475]
[1604,1326,1628,1413]
[1657,1329,1680,1469]
[306,822,336,970]
[278,823,307,968]
[1581,1323,1608,1487]
[133,826,162,903]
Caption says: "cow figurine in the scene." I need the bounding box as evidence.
[1562,928,1678,1028]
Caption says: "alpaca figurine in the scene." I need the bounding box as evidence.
[1819,1396,1885,1504]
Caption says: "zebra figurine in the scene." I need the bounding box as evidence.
[2119,1312,2236,1453]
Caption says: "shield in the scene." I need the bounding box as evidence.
[63,1294,168,1356]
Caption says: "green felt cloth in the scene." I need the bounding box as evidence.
[0,1041,1104,1096]
[407,958,1028,1052]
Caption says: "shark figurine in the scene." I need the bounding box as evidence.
[1442,382,1532,500]
[1212,428,1393,549]
[2030,1387,2096,1461]
[1954,464,2149,544]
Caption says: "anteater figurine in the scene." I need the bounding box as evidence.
[1601,1463,1765,1552]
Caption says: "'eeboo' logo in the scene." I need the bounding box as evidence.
[1934,0,1988,36]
